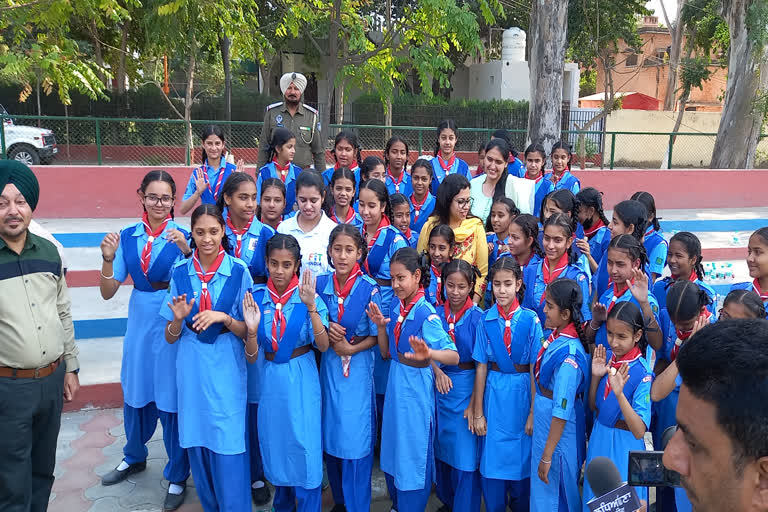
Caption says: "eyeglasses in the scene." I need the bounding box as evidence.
[144,194,174,206]
[454,197,473,208]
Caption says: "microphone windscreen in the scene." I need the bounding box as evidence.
[586,456,623,497]
[661,425,677,449]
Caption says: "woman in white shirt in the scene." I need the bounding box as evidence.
[277,171,337,276]
[469,138,510,226]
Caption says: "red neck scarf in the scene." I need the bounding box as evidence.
[444,296,473,343]
[497,298,520,355]
[671,310,712,361]
[526,171,543,183]
[431,263,444,306]
[438,153,456,172]
[401,226,413,241]
[550,170,566,186]
[535,323,579,383]
[540,253,569,304]
[604,345,643,398]
[266,275,300,352]
[331,205,356,225]
[226,213,253,258]
[333,264,363,321]
[606,280,633,313]
[387,167,405,193]
[363,216,390,274]
[140,212,171,275]
[583,219,606,239]
[201,157,227,199]
[411,193,429,221]
[671,269,697,282]
[644,225,655,241]
[393,288,425,351]
[273,159,291,182]
[192,247,226,312]
[753,279,768,302]
[334,162,359,173]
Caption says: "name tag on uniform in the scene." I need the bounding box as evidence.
[299,126,310,132]
[248,237,258,252]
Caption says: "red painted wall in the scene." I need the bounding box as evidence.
[31,165,768,218]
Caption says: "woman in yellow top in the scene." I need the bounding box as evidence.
[417,173,488,303]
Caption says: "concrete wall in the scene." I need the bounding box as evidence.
[603,110,768,168]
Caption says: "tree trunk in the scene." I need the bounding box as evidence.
[661,0,686,111]
[89,20,106,86]
[35,72,41,122]
[337,84,345,124]
[526,0,568,154]
[184,30,197,165]
[220,34,232,139]
[116,19,130,94]
[711,0,768,169]
[321,0,342,149]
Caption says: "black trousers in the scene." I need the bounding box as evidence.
[0,362,65,512]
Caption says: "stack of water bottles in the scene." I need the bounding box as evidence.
[703,262,736,310]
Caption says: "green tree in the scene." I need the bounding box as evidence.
[0,0,130,105]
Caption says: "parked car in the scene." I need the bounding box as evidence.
[1,104,58,165]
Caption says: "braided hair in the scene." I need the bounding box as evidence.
[608,301,649,355]
[631,191,661,232]
[669,231,705,280]
[576,187,609,228]
[488,256,526,305]
[666,280,712,325]
[332,131,363,169]
[189,204,233,254]
[512,214,544,258]
[440,259,481,303]
[543,213,579,265]
[546,278,588,351]
[608,234,649,269]
[722,289,768,319]
[327,223,368,268]
[391,247,431,289]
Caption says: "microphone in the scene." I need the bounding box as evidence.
[586,457,643,512]
[661,425,677,449]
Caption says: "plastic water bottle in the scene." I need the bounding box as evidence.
[731,233,740,246]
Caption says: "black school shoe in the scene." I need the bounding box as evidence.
[251,484,272,506]
[330,504,347,512]
[163,483,186,511]
[101,460,147,486]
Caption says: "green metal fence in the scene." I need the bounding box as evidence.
[2,114,767,168]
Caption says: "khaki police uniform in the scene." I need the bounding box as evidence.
[257,102,326,170]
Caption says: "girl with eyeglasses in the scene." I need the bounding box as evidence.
[417,174,489,304]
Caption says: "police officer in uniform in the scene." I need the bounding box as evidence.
[257,72,326,171]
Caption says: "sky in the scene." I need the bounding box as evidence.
[646,0,677,24]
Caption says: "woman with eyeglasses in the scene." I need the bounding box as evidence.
[98,171,193,510]
[417,174,489,304]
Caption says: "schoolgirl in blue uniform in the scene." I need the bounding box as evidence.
[216,172,276,505]
[258,177,287,231]
[432,260,485,512]
[508,214,543,274]
[523,143,554,217]
[366,248,459,512]
[99,171,191,507]
[358,179,409,427]
[575,187,611,274]
[384,136,412,196]
[593,199,650,300]
[530,279,589,512]
[545,141,580,194]
[390,193,417,247]
[483,198,521,307]
[326,168,364,231]
[471,258,542,512]
[583,302,652,511]
[253,234,330,512]
[160,204,256,511]
[730,227,768,315]
[409,159,436,243]
[317,225,381,512]
[431,120,471,194]
[631,191,667,282]
[585,235,663,363]
[323,131,362,187]
[425,224,456,308]
[257,127,302,216]
[489,129,522,178]
[539,189,591,278]
[180,124,237,215]
[653,231,716,314]
[523,213,591,327]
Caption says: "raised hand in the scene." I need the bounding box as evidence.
[235,158,245,172]
[592,303,608,325]
[575,238,591,257]
[404,336,431,362]
[169,294,195,321]
[690,312,709,338]
[100,232,120,261]
[592,344,609,378]
[366,302,390,327]
[608,362,630,397]
[298,269,317,308]
[629,268,649,304]
[243,291,261,333]
[166,228,190,254]
[194,169,207,196]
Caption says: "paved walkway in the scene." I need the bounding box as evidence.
[50,408,438,512]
